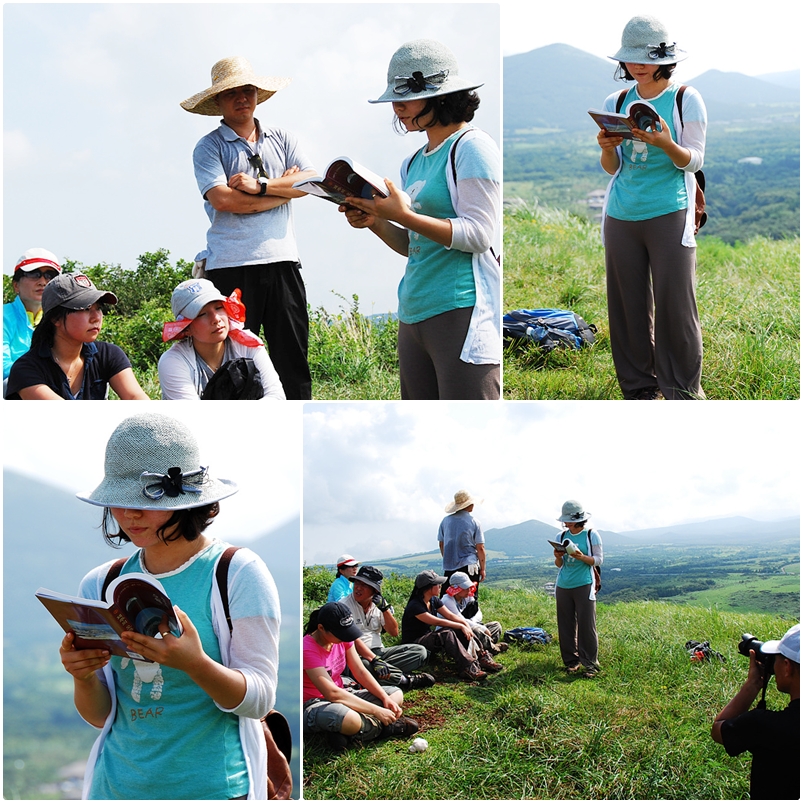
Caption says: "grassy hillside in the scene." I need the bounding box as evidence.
[303,578,796,800]
[503,204,800,399]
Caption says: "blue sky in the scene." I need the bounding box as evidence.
[303,401,801,564]
[4,404,301,543]
[3,3,500,316]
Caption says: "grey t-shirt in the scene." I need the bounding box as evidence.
[192,120,315,270]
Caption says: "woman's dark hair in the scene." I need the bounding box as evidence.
[407,582,433,605]
[29,306,69,352]
[304,608,321,635]
[394,89,481,134]
[616,62,675,82]
[101,502,220,547]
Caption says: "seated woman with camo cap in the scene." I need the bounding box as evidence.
[158,278,285,400]
[5,273,149,400]
[438,571,508,657]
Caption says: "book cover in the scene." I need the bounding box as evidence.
[588,100,661,140]
[293,156,389,205]
[36,572,181,662]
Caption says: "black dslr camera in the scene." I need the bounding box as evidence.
[738,633,776,676]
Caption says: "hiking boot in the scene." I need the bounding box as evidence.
[380,716,419,740]
[626,386,662,400]
[460,663,487,682]
[405,672,436,690]
[326,732,351,752]
[495,642,510,653]
[479,651,504,672]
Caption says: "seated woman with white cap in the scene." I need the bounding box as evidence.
[5,273,149,400]
[4,247,62,387]
[157,278,285,400]
[326,554,359,603]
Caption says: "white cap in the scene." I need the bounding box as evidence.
[761,623,800,664]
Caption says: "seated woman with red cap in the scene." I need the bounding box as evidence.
[158,278,285,400]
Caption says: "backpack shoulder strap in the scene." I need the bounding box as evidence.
[215,546,241,636]
[615,89,628,114]
[101,558,127,601]
[449,128,473,183]
[676,85,687,130]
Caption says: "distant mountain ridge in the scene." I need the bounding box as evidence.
[365,515,800,573]
[504,43,800,134]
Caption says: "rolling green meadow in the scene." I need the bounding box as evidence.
[302,566,798,800]
[502,205,800,399]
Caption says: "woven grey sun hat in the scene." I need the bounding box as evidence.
[557,500,590,523]
[609,15,687,65]
[77,413,238,510]
[181,56,291,116]
[369,39,483,104]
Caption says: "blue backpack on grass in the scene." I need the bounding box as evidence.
[503,309,597,352]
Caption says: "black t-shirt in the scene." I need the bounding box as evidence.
[6,340,131,400]
[401,596,444,644]
[720,697,800,799]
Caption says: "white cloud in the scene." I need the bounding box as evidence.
[303,402,801,562]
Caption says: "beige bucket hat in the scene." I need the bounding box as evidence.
[445,489,482,514]
[181,56,291,116]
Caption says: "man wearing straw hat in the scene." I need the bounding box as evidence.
[182,57,316,399]
[438,490,486,608]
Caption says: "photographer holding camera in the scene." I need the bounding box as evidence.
[711,624,799,800]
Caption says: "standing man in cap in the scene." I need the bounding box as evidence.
[327,554,359,603]
[711,623,800,800]
[438,490,486,608]
[341,566,435,689]
[181,56,317,399]
[4,248,61,390]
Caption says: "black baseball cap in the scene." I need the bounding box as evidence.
[317,602,363,641]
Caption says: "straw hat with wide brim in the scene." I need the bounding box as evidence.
[181,56,291,116]
[77,413,238,510]
[445,489,482,514]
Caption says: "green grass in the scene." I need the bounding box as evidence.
[503,204,800,399]
[308,295,401,400]
[302,579,795,799]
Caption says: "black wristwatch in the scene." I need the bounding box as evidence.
[258,177,269,196]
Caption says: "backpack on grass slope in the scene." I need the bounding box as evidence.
[504,626,552,645]
[503,309,597,352]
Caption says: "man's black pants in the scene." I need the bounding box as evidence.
[210,261,312,400]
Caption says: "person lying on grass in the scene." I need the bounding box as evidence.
[303,601,419,751]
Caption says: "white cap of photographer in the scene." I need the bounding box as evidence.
[761,624,800,664]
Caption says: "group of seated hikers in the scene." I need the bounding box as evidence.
[4,247,285,400]
[304,561,507,750]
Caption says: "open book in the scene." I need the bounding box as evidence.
[36,572,182,662]
[588,100,661,139]
[547,538,573,553]
[293,157,389,205]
